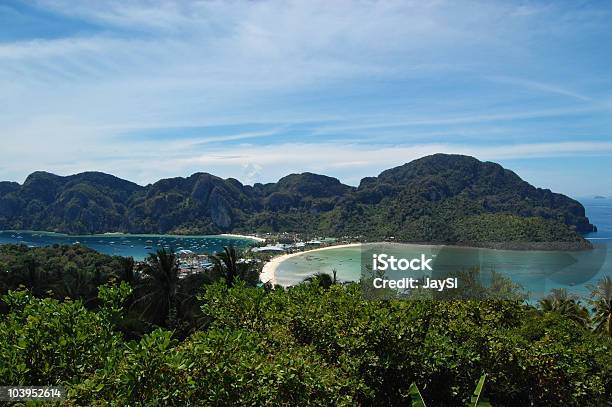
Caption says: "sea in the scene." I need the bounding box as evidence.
[0,231,258,260]
[274,198,612,300]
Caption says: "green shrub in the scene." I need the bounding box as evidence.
[1,280,610,405]
[0,284,128,385]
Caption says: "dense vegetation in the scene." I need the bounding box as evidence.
[1,280,611,405]
[0,154,595,247]
[0,246,611,405]
[0,244,131,306]
[0,244,260,340]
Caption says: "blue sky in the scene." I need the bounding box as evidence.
[1,0,611,198]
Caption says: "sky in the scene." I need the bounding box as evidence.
[1,0,611,198]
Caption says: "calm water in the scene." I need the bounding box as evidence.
[0,231,258,260]
[276,198,612,299]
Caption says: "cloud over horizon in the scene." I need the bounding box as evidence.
[1,0,611,197]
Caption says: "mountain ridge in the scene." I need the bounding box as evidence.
[0,154,596,247]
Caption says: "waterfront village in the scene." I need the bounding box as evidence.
[170,233,361,279]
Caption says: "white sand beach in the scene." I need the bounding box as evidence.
[260,243,361,285]
[220,233,266,242]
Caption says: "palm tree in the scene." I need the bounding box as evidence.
[52,268,97,305]
[22,256,45,296]
[211,246,253,287]
[303,269,338,289]
[539,288,590,328]
[117,256,137,285]
[131,248,180,327]
[589,276,612,338]
[123,251,211,338]
[174,272,212,336]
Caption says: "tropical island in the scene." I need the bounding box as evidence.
[3,0,612,403]
[0,154,596,250]
[1,154,610,405]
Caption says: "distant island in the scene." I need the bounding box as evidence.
[0,154,596,249]
[594,195,607,199]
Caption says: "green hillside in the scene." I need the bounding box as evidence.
[0,154,596,247]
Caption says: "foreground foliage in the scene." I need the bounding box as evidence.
[409,374,489,407]
[590,276,612,338]
[0,244,130,305]
[1,280,610,406]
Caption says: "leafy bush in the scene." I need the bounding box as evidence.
[0,244,132,303]
[0,283,129,386]
[1,279,610,405]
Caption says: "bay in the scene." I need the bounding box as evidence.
[0,231,258,260]
[275,198,612,299]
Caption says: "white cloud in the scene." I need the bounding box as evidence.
[6,139,611,184]
[0,0,611,196]
[486,75,592,102]
[168,141,612,179]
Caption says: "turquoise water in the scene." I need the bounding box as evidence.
[1,199,610,298]
[275,198,612,299]
[0,231,258,260]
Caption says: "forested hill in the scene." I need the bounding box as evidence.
[0,154,596,246]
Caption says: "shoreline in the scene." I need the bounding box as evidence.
[260,243,361,285]
[258,238,598,285]
[220,233,265,242]
[0,229,266,242]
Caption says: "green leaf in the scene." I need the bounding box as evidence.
[470,374,490,407]
[408,383,427,407]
